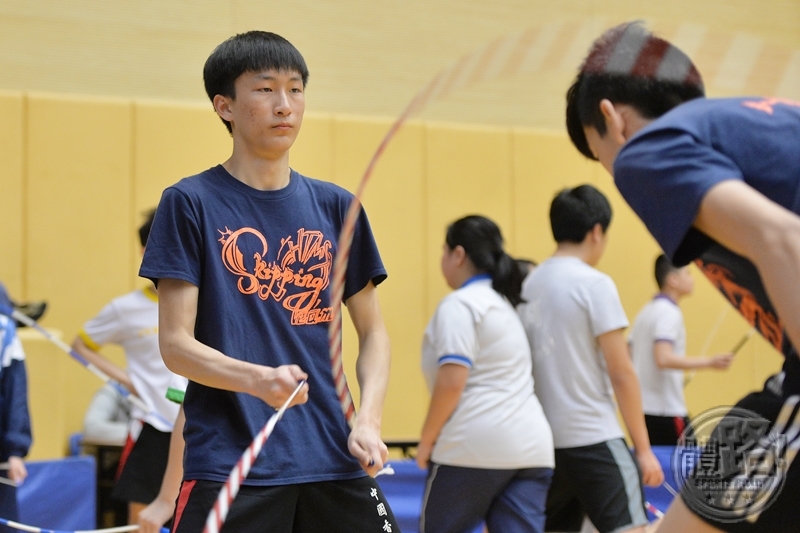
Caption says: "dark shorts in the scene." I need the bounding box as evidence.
[172,476,400,533]
[112,423,171,504]
[645,414,692,446]
[0,479,18,532]
[680,387,800,533]
[420,463,552,533]
[545,438,648,533]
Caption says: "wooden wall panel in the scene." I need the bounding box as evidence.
[425,123,513,314]
[26,93,133,453]
[133,100,232,285]
[0,92,24,298]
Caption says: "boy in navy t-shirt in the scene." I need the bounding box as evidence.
[566,20,800,533]
[140,31,398,533]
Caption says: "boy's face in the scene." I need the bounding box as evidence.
[671,266,695,296]
[583,126,622,176]
[219,68,305,157]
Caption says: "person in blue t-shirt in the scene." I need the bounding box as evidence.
[139,31,398,533]
[0,306,32,532]
[565,20,800,533]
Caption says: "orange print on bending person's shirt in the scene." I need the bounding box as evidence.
[742,97,800,115]
[695,259,783,351]
[218,226,334,325]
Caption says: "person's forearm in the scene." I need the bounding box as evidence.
[353,326,390,428]
[656,353,715,370]
[420,367,468,446]
[159,328,274,397]
[156,407,185,504]
[71,338,134,391]
[610,368,652,453]
[158,278,307,409]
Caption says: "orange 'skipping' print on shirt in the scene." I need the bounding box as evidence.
[218,227,333,325]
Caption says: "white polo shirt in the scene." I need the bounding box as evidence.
[518,256,629,449]
[421,276,554,469]
[80,287,186,432]
[629,295,687,417]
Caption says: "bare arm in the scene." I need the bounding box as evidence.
[71,337,135,393]
[157,278,308,408]
[344,282,391,476]
[138,406,185,533]
[599,328,664,487]
[695,180,800,357]
[416,364,469,470]
[653,341,733,371]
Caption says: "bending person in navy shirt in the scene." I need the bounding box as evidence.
[140,31,398,533]
[566,20,800,533]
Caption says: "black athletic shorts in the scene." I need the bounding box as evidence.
[545,438,648,533]
[680,384,800,533]
[172,476,401,533]
[0,476,19,531]
[112,423,171,504]
[645,414,693,446]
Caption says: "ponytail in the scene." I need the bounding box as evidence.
[445,215,525,306]
[491,251,525,307]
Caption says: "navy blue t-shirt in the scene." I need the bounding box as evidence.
[614,97,800,396]
[615,97,800,265]
[140,165,387,485]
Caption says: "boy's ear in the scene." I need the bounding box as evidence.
[598,99,627,144]
[213,94,234,122]
[590,223,604,241]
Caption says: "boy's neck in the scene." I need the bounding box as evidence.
[660,286,683,304]
[553,241,598,267]
[222,150,292,191]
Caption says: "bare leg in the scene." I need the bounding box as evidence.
[654,497,725,533]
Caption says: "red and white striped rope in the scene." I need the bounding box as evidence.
[645,501,665,519]
[202,380,306,533]
[326,87,434,426]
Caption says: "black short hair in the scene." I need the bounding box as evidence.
[549,185,612,243]
[654,253,679,290]
[566,21,705,160]
[446,215,526,306]
[203,31,309,133]
[139,208,156,247]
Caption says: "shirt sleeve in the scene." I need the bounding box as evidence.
[653,305,683,344]
[342,205,387,302]
[139,186,203,287]
[587,276,629,337]
[80,300,125,348]
[615,128,744,265]
[430,297,478,368]
[82,384,130,444]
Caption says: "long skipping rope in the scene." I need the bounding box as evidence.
[0,304,173,431]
